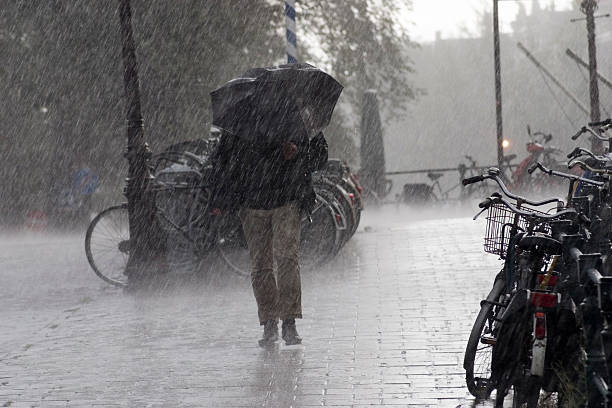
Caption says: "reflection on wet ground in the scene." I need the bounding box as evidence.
[1,207,501,407]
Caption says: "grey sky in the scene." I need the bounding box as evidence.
[408,0,575,42]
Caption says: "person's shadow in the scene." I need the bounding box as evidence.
[255,345,305,407]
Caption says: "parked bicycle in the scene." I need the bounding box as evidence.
[316,159,363,237]
[85,141,361,286]
[511,126,565,195]
[463,119,612,406]
[399,170,460,205]
[463,168,585,406]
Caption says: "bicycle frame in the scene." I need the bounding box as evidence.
[465,171,579,402]
[152,151,350,255]
[465,120,612,405]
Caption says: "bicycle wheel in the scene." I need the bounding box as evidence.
[215,215,250,277]
[85,204,130,287]
[492,304,536,407]
[301,195,341,268]
[330,176,362,235]
[464,277,505,399]
[315,185,349,249]
[321,182,355,245]
[353,208,361,232]
[511,382,541,408]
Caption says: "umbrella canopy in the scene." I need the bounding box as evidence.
[211,63,342,144]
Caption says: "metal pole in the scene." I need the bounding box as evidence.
[118,0,155,281]
[517,42,590,115]
[493,0,503,168]
[584,0,601,124]
[566,48,612,91]
[285,0,297,63]
[580,0,603,151]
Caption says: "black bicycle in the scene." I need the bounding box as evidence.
[463,168,582,406]
[85,150,349,286]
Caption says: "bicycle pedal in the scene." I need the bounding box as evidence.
[480,335,497,345]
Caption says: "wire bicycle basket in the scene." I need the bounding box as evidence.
[484,203,550,257]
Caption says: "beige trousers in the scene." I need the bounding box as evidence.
[239,202,302,324]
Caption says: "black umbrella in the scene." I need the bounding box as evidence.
[210,63,342,144]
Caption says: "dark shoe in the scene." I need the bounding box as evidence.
[282,319,302,345]
[258,320,279,347]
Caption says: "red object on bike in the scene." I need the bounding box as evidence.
[534,312,546,339]
[526,142,545,153]
[531,291,557,308]
[537,274,558,286]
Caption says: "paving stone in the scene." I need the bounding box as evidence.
[0,209,502,406]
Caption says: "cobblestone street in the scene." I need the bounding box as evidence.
[1,207,503,407]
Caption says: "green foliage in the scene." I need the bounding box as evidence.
[0,1,415,224]
[299,0,418,123]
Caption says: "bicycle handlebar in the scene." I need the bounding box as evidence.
[567,159,612,176]
[528,161,605,186]
[572,126,609,141]
[527,162,539,175]
[569,154,610,168]
[567,147,599,160]
[484,195,577,221]
[478,195,497,208]
[571,127,585,140]
[462,167,563,207]
[589,118,612,128]
[478,198,490,208]
[462,175,484,186]
[533,131,553,143]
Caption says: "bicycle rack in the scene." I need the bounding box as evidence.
[567,244,611,407]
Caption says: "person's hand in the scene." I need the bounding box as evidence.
[283,142,298,160]
[210,208,222,216]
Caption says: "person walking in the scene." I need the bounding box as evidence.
[209,104,328,347]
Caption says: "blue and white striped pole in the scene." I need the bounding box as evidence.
[285,0,297,63]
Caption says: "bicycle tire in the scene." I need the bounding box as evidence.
[301,195,342,268]
[325,175,362,235]
[152,165,210,236]
[154,184,198,233]
[84,204,130,287]
[354,209,361,233]
[323,182,356,245]
[464,277,506,399]
[337,179,361,235]
[337,200,356,245]
[511,382,541,408]
[492,303,536,406]
[216,194,342,275]
[315,186,349,249]
[215,216,250,277]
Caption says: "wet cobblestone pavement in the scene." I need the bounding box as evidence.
[1,208,503,407]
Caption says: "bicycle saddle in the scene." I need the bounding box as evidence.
[518,233,562,255]
[427,172,443,181]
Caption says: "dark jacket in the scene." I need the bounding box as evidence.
[209,125,328,213]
